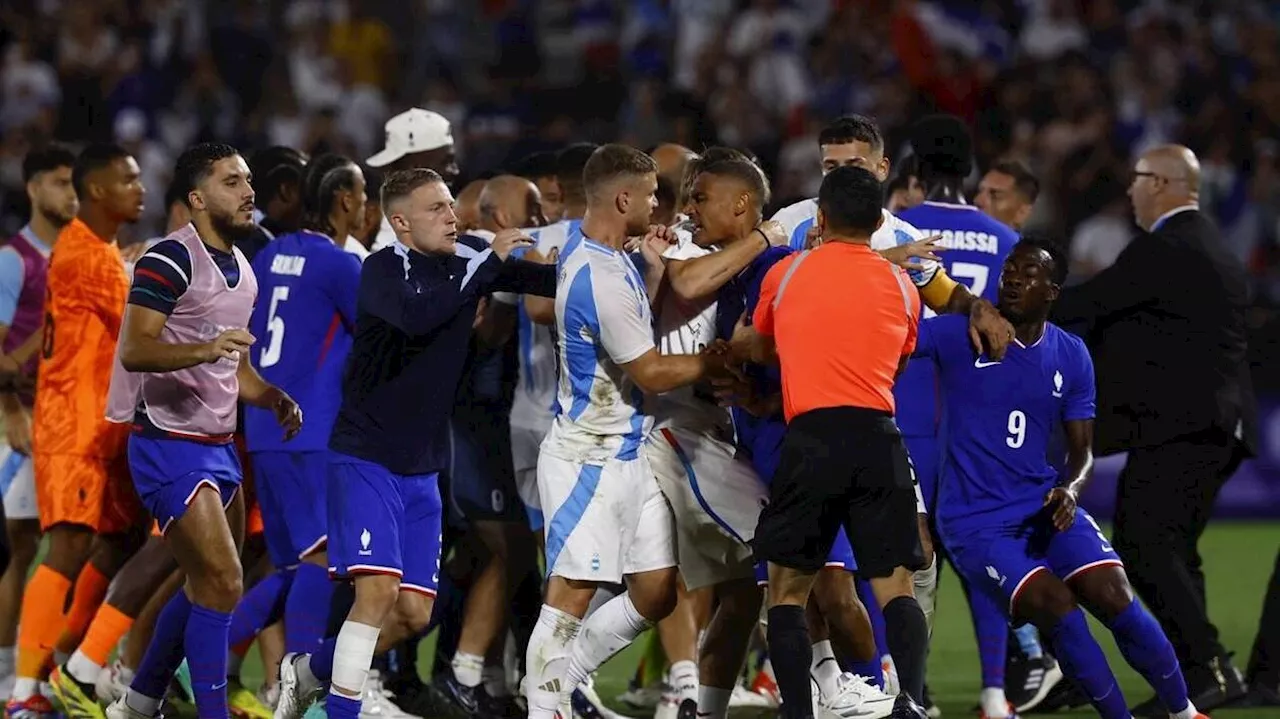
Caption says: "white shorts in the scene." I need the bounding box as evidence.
[644,426,766,591]
[0,445,36,520]
[511,422,548,522]
[915,482,926,515]
[537,452,676,583]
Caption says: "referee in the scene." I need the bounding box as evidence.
[727,166,929,719]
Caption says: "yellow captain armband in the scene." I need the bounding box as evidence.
[917,270,959,311]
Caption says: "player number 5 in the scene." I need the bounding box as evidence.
[1006,409,1026,449]
[260,286,289,368]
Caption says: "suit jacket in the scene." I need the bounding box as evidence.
[1051,209,1257,456]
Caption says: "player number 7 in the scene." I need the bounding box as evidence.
[923,261,990,319]
[260,286,289,368]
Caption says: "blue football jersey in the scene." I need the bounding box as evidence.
[913,314,1095,532]
[893,201,1020,437]
[245,231,361,452]
[720,246,793,483]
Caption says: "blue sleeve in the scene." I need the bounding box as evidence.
[128,240,192,315]
[360,250,498,337]
[913,314,964,361]
[1063,338,1096,422]
[0,249,25,326]
[324,250,363,332]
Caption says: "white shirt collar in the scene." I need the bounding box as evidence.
[1148,204,1198,232]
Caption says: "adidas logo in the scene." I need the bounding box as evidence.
[538,678,562,693]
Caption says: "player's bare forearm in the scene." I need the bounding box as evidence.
[1060,418,1095,496]
[667,232,767,301]
[644,259,667,310]
[524,295,555,326]
[728,326,777,367]
[622,349,708,395]
[118,304,214,373]
[236,355,281,408]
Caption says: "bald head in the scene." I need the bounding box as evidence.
[1130,144,1201,231]
[1143,145,1200,193]
[454,179,487,233]
[650,144,697,218]
[478,174,545,232]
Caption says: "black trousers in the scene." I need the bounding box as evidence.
[1247,547,1280,690]
[1112,427,1243,672]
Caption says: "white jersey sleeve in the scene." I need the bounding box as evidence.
[768,198,819,251]
[870,210,940,287]
[593,257,656,365]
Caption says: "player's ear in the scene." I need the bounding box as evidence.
[615,188,629,216]
[734,191,748,218]
[815,208,826,236]
[387,211,409,234]
[1047,282,1061,302]
[877,156,891,183]
[186,189,205,212]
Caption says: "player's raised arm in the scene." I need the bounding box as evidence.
[665,221,784,301]
[488,228,555,297]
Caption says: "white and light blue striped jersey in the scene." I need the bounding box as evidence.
[769,200,940,287]
[541,226,655,464]
[496,218,583,430]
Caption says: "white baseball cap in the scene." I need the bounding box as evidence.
[366,108,454,168]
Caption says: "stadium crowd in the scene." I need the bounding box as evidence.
[0,3,1276,719]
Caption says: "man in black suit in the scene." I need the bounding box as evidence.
[1050,144,1256,717]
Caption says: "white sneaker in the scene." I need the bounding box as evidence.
[817,674,896,719]
[728,684,774,709]
[95,661,134,705]
[104,696,154,719]
[616,684,665,710]
[274,654,323,719]
[358,672,419,719]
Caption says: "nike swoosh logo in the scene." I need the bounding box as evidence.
[974,359,1001,368]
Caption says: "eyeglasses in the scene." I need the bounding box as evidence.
[1131,171,1189,185]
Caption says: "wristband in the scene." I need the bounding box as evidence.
[753,227,769,250]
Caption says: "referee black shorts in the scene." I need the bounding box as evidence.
[753,406,925,578]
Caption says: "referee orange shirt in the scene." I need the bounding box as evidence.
[754,242,921,421]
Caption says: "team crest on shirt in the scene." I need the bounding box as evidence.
[1052,371,1063,398]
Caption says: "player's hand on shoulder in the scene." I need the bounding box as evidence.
[491,229,535,261]
[202,329,255,364]
[967,298,1014,360]
[880,235,944,271]
[803,224,822,249]
[271,389,303,441]
[1043,487,1077,532]
[523,246,559,265]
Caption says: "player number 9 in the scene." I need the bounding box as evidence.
[1006,409,1026,449]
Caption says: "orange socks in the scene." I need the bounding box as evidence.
[76,603,135,668]
[15,566,72,680]
[56,563,112,655]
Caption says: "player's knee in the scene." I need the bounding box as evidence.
[1077,571,1135,622]
[196,558,245,610]
[627,567,680,621]
[394,591,434,635]
[44,525,95,575]
[1017,578,1077,631]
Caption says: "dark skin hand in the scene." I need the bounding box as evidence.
[1044,418,1095,531]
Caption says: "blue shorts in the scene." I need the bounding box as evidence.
[253,451,328,569]
[129,435,241,533]
[445,417,524,526]
[903,435,939,513]
[326,451,443,597]
[945,508,1123,615]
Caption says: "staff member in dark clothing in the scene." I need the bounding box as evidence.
[728,166,929,719]
[1050,144,1256,717]
[273,167,556,719]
